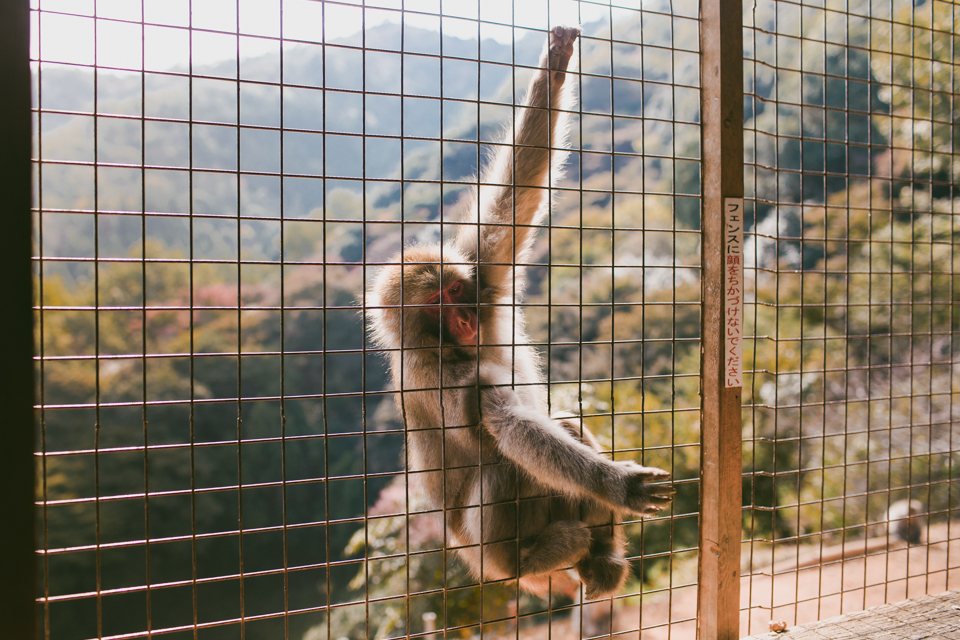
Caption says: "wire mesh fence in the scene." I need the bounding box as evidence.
[25,0,960,639]
[741,0,960,634]
[30,1,702,639]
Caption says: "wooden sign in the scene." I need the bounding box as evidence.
[724,198,743,388]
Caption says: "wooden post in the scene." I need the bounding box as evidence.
[0,1,36,638]
[698,0,744,638]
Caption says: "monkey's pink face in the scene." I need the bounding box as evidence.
[423,280,478,345]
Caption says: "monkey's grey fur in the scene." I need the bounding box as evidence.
[367,27,675,598]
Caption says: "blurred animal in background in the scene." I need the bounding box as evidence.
[886,499,925,545]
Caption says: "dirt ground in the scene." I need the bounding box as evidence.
[487,521,960,639]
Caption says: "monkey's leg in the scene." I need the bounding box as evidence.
[519,520,592,576]
[554,417,633,597]
[575,523,631,599]
[458,508,591,593]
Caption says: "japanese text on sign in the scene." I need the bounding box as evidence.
[724,198,743,388]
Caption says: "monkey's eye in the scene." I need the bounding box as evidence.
[449,282,462,295]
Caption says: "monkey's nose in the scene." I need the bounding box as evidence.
[457,313,478,344]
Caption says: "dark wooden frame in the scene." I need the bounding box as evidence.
[0,0,36,637]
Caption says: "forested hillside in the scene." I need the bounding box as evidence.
[740,0,960,545]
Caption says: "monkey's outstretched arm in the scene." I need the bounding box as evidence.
[481,386,675,515]
[456,26,579,292]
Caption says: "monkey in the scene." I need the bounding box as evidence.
[366,26,675,599]
[886,499,924,545]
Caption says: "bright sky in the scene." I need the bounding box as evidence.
[31,0,600,71]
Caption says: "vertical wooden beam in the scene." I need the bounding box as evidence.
[0,1,35,638]
[698,0,744,638]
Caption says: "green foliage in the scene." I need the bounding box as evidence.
[306,483,521,640]
[739,1,960,544]
[871,2,960,199]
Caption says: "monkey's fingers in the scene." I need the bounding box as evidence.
[622,469,676,515]
[635,466,671,480]
[636,489,676,516]
[642,484,677,502]
[629,499,674,517]
[641,505,669,516]
[548,26,581,80]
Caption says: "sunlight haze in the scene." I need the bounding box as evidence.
[32,0,592,70]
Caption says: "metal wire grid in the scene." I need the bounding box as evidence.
[741,0,960,634]
[31,1,701,638]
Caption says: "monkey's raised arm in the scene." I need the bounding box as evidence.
[455,26,579,293]
[481,386,676,515]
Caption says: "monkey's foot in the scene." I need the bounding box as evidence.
[548,26,581,81]
[519,570,580,599]
[519,520,591,576]
[620,463,676,516]
[576,552,630,599]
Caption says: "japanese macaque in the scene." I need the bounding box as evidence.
[886,499,925,545]
[367,26,675,598]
